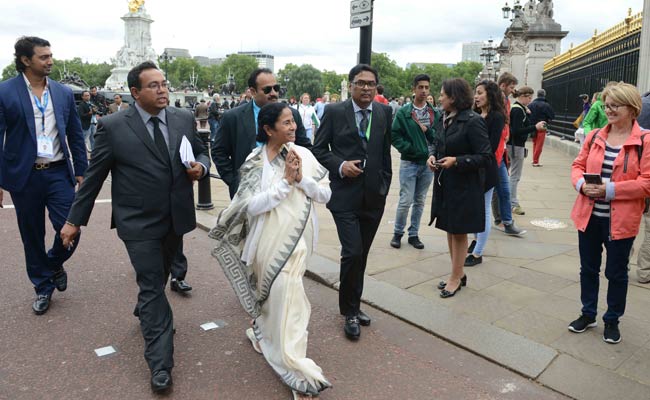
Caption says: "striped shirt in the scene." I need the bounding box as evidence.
[592,143,622,218]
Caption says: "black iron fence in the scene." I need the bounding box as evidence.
[542,32,641,139]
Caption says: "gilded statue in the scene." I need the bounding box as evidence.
[128,0,144,13]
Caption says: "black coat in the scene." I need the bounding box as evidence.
[312,99,393,211]
[429,108,493,234]
[484,111,505,191]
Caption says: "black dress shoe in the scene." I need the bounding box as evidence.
[133,306,140,317]
[344,316,360,340]
[32,294,52,315]
[390,234,402,249]
[407,236,425,249]
[467,240,477,254]
[52,268,67,292]
[170,279,192,292]
[151,369,173,393]
[440,285,462,298]
[437,275,467,290]
[464,254,483,267]
[357,310,371,326]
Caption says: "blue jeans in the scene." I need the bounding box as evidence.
[394,160,434,237]
[472,188,494,256]
[85,124,96,151]
[494,162,513,224]
[209,119,220,143]
[578,215,634,323]
[305,128,313,142]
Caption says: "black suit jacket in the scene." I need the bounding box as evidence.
[211,101,311,189]
[67,105,210,240]
[312,99,392,212]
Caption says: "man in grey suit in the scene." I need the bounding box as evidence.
[60,61,209,393]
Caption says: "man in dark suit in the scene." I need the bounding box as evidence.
[60,61,209,393]
[211,68,312,198]
[312,64,392,340]
[0,36,87,315]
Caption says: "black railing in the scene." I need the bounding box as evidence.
[542,32,641,139]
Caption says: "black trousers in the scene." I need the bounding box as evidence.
[332,207,384,317]
[171,238,188,280]
[124,229,181,373]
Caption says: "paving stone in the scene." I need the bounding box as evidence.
[447,292,524,323]
[490,240,574,260]
[488,256,535,267]
[494,308,568,345]
[371,267,434,289]
[521,254,581,282]
[473,259,521,279]
[407,254,453,277]
[616,347,650,386]
[525,295,583,322]
[362,277,557,378]
[539,354,650,400]
[508,268,575,293]
[551,330,639,370]
[455,269,503,290]
[482,281,548,307]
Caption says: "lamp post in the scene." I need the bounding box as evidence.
[502,0,522,20]
[159,50,173,82]
[480,39,497,81]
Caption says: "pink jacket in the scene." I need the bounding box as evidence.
[571,122,650,240]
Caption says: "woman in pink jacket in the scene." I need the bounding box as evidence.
[568,82,650,344]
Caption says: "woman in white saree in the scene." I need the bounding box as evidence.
[210,102,332,399]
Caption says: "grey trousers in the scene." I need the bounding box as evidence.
[637,212,650,282]
[509,145,526,207]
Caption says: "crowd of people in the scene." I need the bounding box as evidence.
[2,35,650,399]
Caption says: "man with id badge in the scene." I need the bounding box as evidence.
[0,36,87,315]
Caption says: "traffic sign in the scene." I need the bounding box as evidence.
[350,11,372,28]
[350,0,371,15]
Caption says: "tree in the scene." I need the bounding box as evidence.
[1,64,18,81]
[370,53,407,98]
[165,57,201,89]
[321,70,345,96]
[452,61,483,87]
[216,54,259,93]
[276,63,299,91]
[286,64,322,100]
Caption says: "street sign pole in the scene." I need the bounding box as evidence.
[359,22,372,65]
[350,0,374,65]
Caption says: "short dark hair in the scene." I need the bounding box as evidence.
[90,86,97,90]
[127,61,159,90]
[348,64,379,85]
[441,78,474,111]
[114,94,122,99]
[14,36,50,72]
[81,90,90,97]
[376,84,385,94]
[248,68,273,89]
[256,102,290,143]
[413,74,430,87]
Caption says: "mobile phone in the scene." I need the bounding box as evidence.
[356,159,366,170]
[583,173,602,185]
[280,144,289,160]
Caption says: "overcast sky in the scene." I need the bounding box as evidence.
[0,0,644,75]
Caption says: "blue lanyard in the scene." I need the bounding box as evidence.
[33,91,49,134]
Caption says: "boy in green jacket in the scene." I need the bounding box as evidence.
[583,92,608,133]
[390,74,440,249]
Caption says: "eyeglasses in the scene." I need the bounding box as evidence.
[261,84,281,94]
[145,81,169,91]
[352,80,377,89]
[604,103,624,112]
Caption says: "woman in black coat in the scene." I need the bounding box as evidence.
[427,78,493,298]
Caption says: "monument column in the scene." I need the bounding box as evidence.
[638,0,650,93]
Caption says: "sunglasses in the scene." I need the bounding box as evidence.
[261,84,281,94]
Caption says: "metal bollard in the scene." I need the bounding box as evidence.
[196,128,214,210]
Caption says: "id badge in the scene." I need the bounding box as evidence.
[37,135,55,158]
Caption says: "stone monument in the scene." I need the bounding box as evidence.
[105,0,158,90]
[497,0,567,91]
[340,79,349,101]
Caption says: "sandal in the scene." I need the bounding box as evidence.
[245,328,262,354]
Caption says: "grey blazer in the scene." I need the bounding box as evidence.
[67,105,210,240]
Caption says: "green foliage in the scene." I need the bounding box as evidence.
[285,64,322,100]
[216,54,259,91]
[451,61,484,87]
[1,64,18,81]
[370,53,407,98]
[321,70,345,95]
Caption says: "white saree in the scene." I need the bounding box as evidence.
[211,144,332,396]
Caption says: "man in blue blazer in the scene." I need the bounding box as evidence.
[0,36,87,315]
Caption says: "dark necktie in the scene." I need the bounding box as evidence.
[150,116,171,165]
[359,109,369,140]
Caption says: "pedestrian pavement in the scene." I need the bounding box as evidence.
[197,135,650,400]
